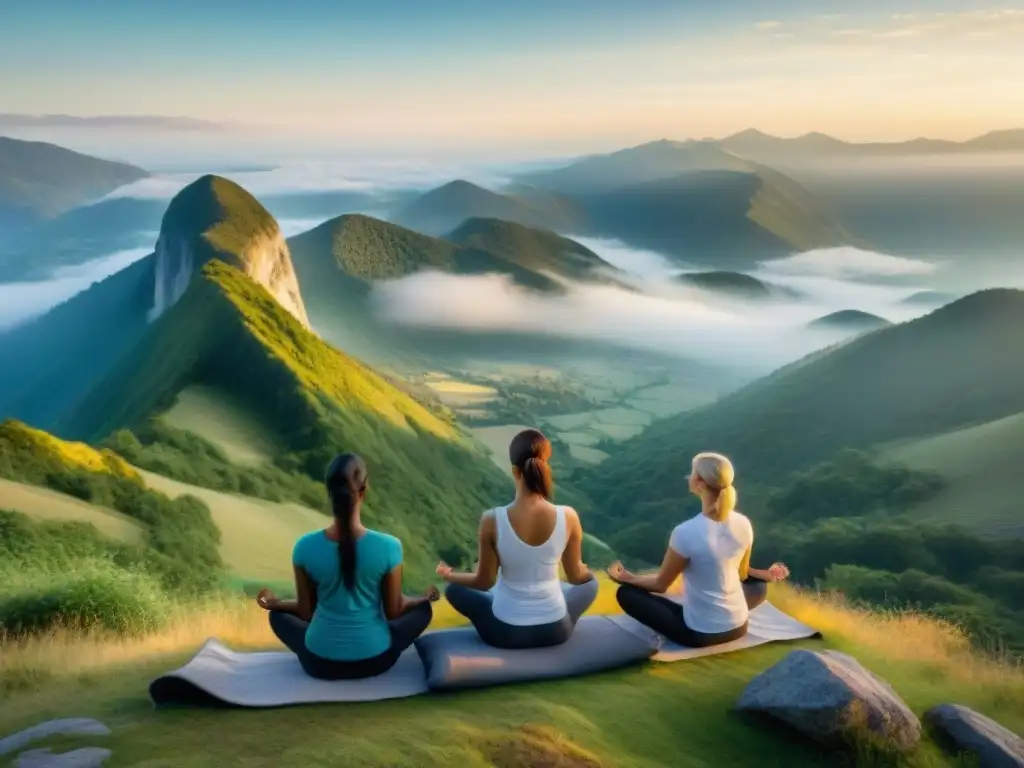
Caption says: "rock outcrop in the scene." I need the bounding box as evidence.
[149,174,309,328]
[0,719,110,757]
[14,747,111,767]
[735,649,921,752]
[926,704,1024,768]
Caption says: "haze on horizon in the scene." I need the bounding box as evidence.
[3,0,1023,162]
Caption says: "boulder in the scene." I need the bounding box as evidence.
[14,747,112,768]
[735,649,921,752]
[0,720,110,757]
[925,704,1024,768]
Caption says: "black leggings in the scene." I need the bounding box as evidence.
[616,577,769,649]
[445,578,600,649]
[268,602,432,680]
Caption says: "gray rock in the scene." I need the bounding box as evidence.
[0,720,110,757]
[735,649,921,752]
[13,747,112,768]
[926,704,1024,768]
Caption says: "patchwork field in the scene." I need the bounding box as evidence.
[139,470,327,580]
[469,423,532,473]
[0,478,143,543]
[421,374,498,408]
[161,385,279,466]
[881,411,1024,538]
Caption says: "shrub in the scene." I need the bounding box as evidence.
[0,563,169,636]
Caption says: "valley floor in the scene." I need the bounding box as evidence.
[1,581,1021,767]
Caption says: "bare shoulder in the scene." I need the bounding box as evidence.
[480,509,498,531]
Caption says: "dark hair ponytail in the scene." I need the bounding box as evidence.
[509,429,553,499]
[325,453,368,592]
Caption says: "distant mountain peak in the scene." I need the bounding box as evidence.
[151,174,309,327]
[808,309,891,331]
[726,128,775,141]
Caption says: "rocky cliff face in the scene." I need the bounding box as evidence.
[148,174,310,328]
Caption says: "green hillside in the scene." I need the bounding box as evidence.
[0,253,155,432]
[0,136,147,229]
[511,138,857,263]
[59,257,508,578]
[571,169,853,265]
[446,217,621,284]
[0,419,225,625]
[882,411,1024,538]
[392,179,582,235]
[289,212,563,290]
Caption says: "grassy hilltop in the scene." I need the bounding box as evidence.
[1,576,1022,767]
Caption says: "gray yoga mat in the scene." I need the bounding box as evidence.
[149,638,428,707]
[150,602,820,707]
[610,600,822,662]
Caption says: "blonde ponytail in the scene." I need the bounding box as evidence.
[692,452,737,522]
[711,484,737,522]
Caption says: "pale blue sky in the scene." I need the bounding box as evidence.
[3,1,1023,152]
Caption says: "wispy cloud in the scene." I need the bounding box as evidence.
[783,7,1024,44]
[755,20,782,30]
[0,114,233,131]
[104,160,513,201]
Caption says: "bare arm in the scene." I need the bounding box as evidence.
[261,565,318,620]
[560,508,595,585]
[381,564,435,620]
[438,513,499,590]
[609,545,688,594]
[740,546,789,582]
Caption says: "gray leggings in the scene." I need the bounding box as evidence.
[446,578,600,649]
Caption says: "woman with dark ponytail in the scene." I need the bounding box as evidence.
[437,428,598,649]
[255,453,438,679]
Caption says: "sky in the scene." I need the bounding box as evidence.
[2,1,1024,154]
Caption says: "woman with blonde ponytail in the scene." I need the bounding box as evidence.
[606,452,789,648]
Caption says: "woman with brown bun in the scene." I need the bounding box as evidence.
[436,429,598,649]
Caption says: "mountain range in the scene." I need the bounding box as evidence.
[394,143,857,267]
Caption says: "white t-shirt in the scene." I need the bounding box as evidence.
[669,511,754,634]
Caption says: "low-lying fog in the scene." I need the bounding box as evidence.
[369,242,951,372]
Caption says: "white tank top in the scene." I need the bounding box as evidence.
[490,505,569,626]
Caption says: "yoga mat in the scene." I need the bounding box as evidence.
[149,639,428,707]
[149,603,820,707]
[609,600,821,662]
